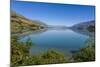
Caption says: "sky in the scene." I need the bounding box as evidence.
[11,0,95,26]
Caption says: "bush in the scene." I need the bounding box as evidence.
[11,36,69,66]
[37,50,68,64]
[73,39,95,62]
[11,36,33,66]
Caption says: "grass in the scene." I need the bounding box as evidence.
[11,12,46,34]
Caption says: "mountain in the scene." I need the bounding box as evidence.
[70,20,95,36]
[11,11,47,34]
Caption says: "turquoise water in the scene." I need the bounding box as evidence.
[21,29,89,55]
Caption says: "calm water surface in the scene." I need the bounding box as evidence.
[20,29,89,55]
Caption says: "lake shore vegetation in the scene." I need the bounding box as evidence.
[11,36,95,67]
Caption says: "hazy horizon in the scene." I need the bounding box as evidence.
[11,0,95,26]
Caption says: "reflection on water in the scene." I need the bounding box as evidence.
[20,28,92,55]
[20,28,48,37]
[71,29,95,37]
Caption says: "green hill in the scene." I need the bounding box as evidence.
[70,20,95,36]
[11,11,46,34]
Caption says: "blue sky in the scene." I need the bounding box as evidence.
[11,0,95,26]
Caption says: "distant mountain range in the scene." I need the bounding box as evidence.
[11,11,95,36]
[70,20,95,36]
[11,11,47,34]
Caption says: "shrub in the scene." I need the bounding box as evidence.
[11,36,69,66]
[73,39,95,62]
[11,36,33,66]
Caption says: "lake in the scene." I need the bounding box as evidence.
[20,29,89,56]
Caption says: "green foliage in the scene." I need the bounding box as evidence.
[11,36,33,66]
[11,35,95,67]
[73,39,95,62]
[11,36,69,67]
[34,50,68,64]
